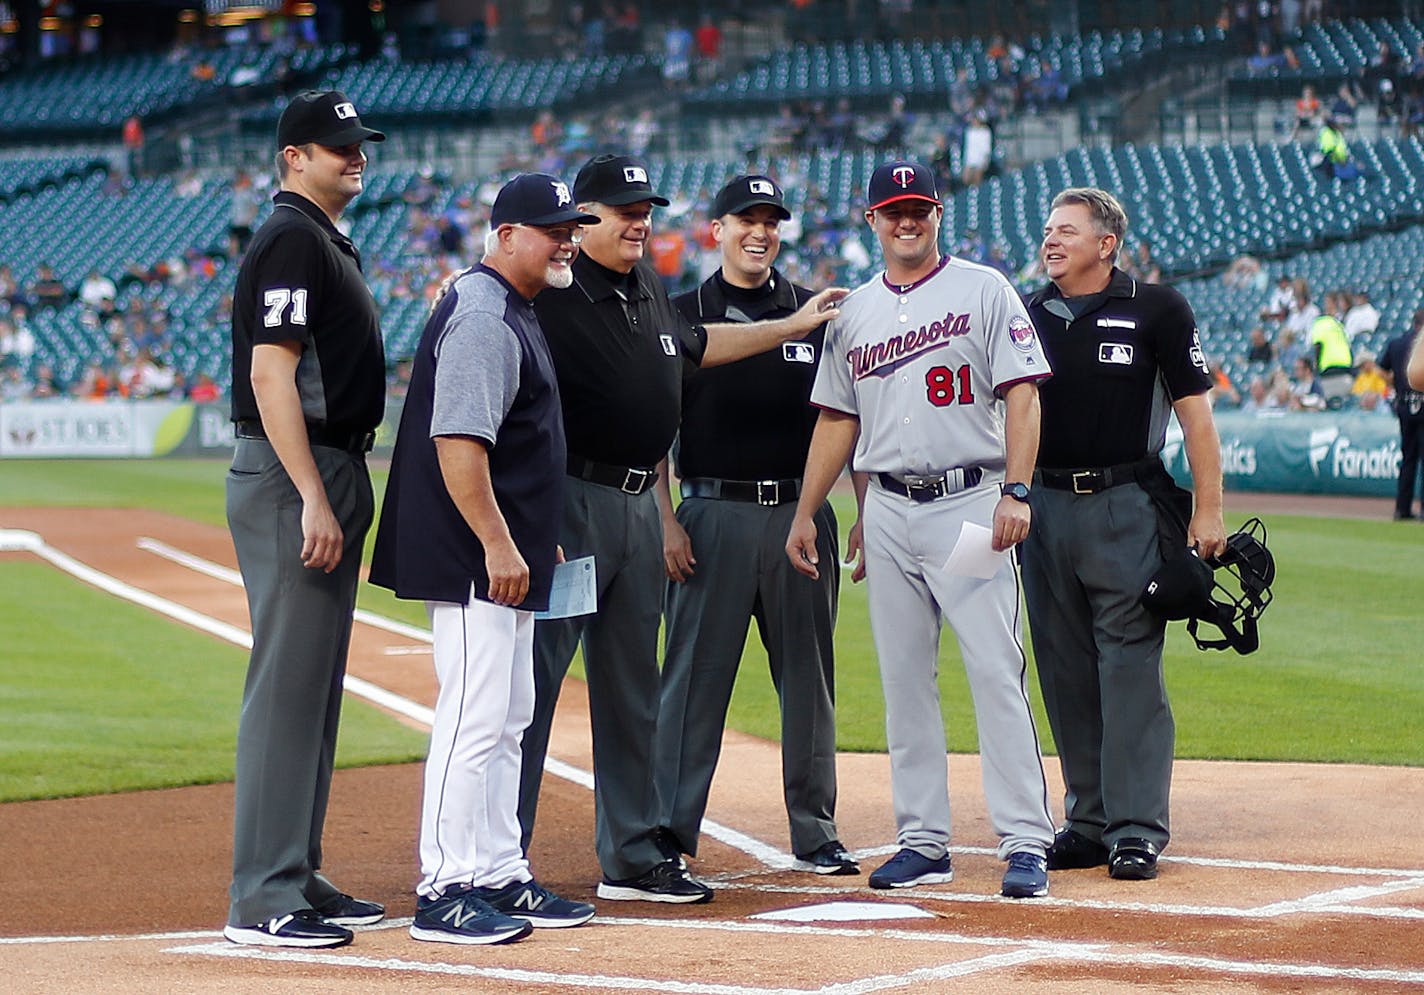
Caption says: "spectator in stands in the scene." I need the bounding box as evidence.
[694,14,722,82]
[1344,290,1379,342]
[1356,390,1388,414]
[531,109,561,152]
[1363,42,1405,125]
[663,19,693,89]
[1208,361,1241,409]
[1279,0,1302,36]
[1314,116,1363,180]
[1239,376,1280,414]
[1289,356,1326,410]
[1284,279,1318,340]
[628,108,659,157]
[31,364,65,400]
[1352,350,1389,400]
[1309,293,1354,406]
[1246,326,1275,363]
[0,313,34,363]
[1293,84,1321,139]
[1260,273,1294,322]
[75,361,116,399]
[0,364,30,402]
[78,269,117,310]
[123,114,145,178]
[1327,84,1358,127]
[1222,253,1264,290]
[189,373,221,403]
[0,264,18,307]
[1246,41,1288,77]
[961,109,993,188]
[30,263,68,309]
[1122,239,1161,284]
[1025,59,1068,113]
[229,171,261,258]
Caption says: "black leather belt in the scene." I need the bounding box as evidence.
[876,466,983,503]
[568,455,659,495]
[680,477,802,506]
[235,419,376,455]
[1036,459,1151,495]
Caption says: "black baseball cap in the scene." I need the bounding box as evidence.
[710,174,791,220]
[572,153,669,207]
[277,90,385,149]
[866,160,941,212]
[491,173,602,227]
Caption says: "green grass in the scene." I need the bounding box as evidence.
[1,459,1420,805]
[0,560,426,802]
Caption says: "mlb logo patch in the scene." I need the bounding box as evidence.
[624,166,649,184]
[334,101,357,120]
[659,333,677,356]
[1099,342,1134,365]
[749,179,776,196]
[783,341,815,364]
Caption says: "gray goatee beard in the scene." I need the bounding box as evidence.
[546,265,573,289]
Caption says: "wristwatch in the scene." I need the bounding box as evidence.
[1000,481,1031,503]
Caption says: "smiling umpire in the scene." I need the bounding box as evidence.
[652,175,856,876]
[1022,187,1226,882]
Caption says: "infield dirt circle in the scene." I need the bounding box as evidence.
[1,500,1421,994]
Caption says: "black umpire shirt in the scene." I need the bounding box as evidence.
[1025,268,1212,468]
[230,191,386,432]
[673,269,822,480]
[534,254,706,469]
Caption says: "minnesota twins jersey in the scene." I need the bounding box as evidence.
[811,255,1051,476]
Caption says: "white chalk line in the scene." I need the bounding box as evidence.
[7,530,1424,988]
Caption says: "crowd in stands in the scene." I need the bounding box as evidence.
[1209,259,1395,417]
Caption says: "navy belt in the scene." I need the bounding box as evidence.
[235,419,375,455]
[568,455,659,495]
[876,466,983,502]
[680,477,801,506]
[1036,458,1153,495]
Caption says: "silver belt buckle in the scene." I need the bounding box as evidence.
[755,480,780,506]
[1071,470,1097,494]
[621,468,650,494]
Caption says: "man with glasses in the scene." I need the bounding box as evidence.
[371,173,599,944]
[786,160,1056,899]
[225,90,388,948]
[517,153,845,903]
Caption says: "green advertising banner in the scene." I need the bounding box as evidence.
[1163,410,1403,497]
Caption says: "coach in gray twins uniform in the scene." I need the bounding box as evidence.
[652,175,856,876]
[786,161,1056,899]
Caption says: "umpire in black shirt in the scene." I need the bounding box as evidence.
[652,176,857,876]
[224,90,387,948]
[517,154,845,903]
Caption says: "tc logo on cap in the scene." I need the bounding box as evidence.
[552,180,571,206]
[623,166,649,184]
[892,166,916,188]
[334,101,357,120]
[749,179,775,196]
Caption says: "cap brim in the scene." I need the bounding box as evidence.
[867,193,941,212]
[598,190,670,207]
[310,124,386,147]
[717,197,792,220]
[522,208,603,226]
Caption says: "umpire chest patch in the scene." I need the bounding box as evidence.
[659,333,676,356]
[1099,342,1134,365]
[783,341,815,363]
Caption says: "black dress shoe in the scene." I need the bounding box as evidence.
[1046,827,1109,870]
[1108,837,1160,880]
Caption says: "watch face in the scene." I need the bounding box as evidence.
[1002,482,1030,501]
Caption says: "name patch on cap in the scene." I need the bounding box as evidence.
[624,166,649,184]
[1099,342,1134,365]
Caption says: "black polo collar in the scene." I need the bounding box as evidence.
[272,190,354,250]
[1030,266,1137,323]
[573,254,654,304]
[693,267,798,320]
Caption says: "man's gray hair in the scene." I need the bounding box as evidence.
[1051,187,1128,261]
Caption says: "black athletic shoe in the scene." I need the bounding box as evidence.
[1108,837,1160,881]
[1046,827,1109,870]
[651,826,688,870]
[793,840,861,875]
[474,878,596,928]
[410,885,532,945]
[223,909,354,948]
[314,892,386,926]
[596,860,714,904]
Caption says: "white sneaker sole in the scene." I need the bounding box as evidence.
[223,924,352,948]
[322,912,386,926]
[1001,883,1050,898]
[596,882,712,903]
[792,858,861,875]
[409,922,532,945]
[514,908,597,928]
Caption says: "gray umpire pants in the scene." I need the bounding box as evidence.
[517,476,667,881]
[654,498,840,858]
[226,438,373,926]
[1020,481,1173,854]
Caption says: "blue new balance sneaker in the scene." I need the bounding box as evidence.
[410,885,533,945]
[867,848,953,889]
[1000,851,1049,898]
[474,878,596,928]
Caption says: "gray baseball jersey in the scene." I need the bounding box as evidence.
[811,256,1050,475]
